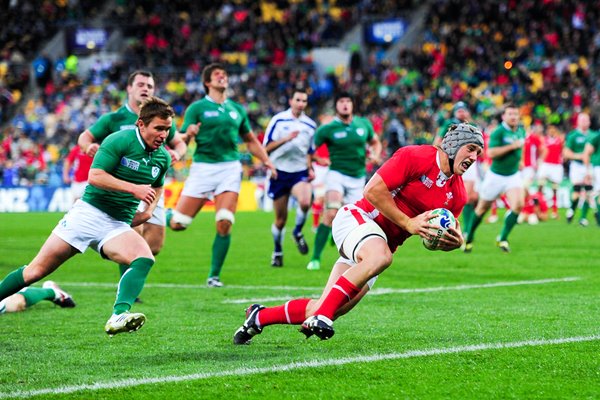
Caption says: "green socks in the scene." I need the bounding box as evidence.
[209,234,231,278]
[21,287,55,307]
[499,211,519,241]
[462,203,475,233]
[465,214,483,243]
[312,223,332,261]
[0,266,26,301]
[119,264,129,277]
[113,257,154,315]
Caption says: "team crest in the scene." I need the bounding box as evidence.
[357,128,365,136]
[151,166,160,178]
[229,111,238,120]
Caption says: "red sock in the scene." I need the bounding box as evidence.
[490,202,497,216]
[552,192,558,213]
[312,203,323,228]
[500,195,511,209]
[314,276,360,320]
[257,298,311,327]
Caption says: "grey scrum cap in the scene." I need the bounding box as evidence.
[441,123,484,159]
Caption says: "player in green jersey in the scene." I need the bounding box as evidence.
[0,97,173,335]
[464,103,526,253]
[78,70,189,282]
[564,113,593,226]
[0,281,75,315]
[167,63,276,287]
[583,129,600,225]
[306,92,382,271]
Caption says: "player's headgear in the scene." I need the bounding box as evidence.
[441,123,484,161]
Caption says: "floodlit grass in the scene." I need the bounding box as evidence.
[0,210,599,399]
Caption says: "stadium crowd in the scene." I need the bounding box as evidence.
[1,0,599,191]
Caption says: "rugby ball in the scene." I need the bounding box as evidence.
[422,208,456,250]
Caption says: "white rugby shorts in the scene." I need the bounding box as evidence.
[182,161,243,199]
[325,170,366,204]
[52,200,132,254]
[479,170,523,201]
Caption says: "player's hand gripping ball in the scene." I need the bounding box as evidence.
[422,208,456,250]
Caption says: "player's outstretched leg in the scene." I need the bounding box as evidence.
[233,304,265,345]
[42,281,76,308]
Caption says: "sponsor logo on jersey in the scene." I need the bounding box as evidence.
[436,171,448,187]
[142,158,150,166]
[151,166,160,178]
[229,111,238,120]
[357,128,365,136]
[420,175,433,188]
[120,157,140,171]
[204,111,219,118]
[120,124,137,131]
[333,131,347,139]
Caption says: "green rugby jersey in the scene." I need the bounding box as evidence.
[489,122,526,176]
[89,103,176,143]
[180,96,251,163]
[314,116,375,178]
[587,131,600,167]
[566,129,589,163]
[82,128,170,224]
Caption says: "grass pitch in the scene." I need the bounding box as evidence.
[0,210,599,399]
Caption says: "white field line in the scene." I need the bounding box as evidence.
[60,282,323,291]
[221,277,581,304]
[2,334,599,399]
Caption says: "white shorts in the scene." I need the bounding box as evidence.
[479,170,523,201]
[311,164,329,198]
[142,194,166,226]
[593,167,600,192]
[569,162,587,184]
[52,200,132,254]
[182,161,242,199]
[521,166,536,185]
[538,162,564,184]
[332,204,387,289]
[71,181,88,199]
[326,170,366,204]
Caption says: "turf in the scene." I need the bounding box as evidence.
[0,210,599,399]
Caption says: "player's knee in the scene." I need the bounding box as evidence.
[216,208,235,234]
[171,210,193,230]
[7,295,27,312]
[325,201,342,210]
[22,264,45,285]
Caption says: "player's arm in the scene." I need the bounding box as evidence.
[264,130,299,154]
[78,130,100,157]
[88,168,157,205]
[62,149,74,184]
[367,134,383,165]
[243,131,277,177]
[364,173,433,239]
[167,133,188,164]
[131,186,163,227]
[583,142,594,171]
[487,133,523,159]
[563,145,583,161]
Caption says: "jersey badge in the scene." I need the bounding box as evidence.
[204,111,219,118]
[334,131,347,139]
[420,175,433,188]
[120,157,139,171]
[444,192,453,206]
[151,166,160,178]
[357,128,365,136]
[229,111,238,120]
